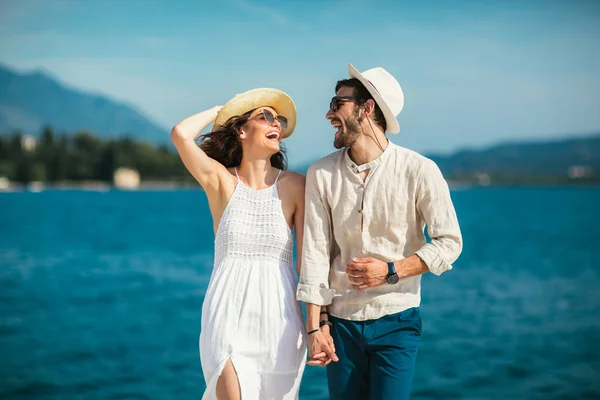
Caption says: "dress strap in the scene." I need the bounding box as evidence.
[234,167,239,179]
[274,169,282,184]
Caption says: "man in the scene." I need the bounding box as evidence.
[296,64,463,400]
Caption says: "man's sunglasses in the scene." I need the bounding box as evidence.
[252,109,288,130]
[329,96,358,112]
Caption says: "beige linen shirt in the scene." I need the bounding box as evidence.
[296,142,462,321]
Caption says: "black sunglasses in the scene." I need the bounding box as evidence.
[329,96,357,112]
[253,109,288,129]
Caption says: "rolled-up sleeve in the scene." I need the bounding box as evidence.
[296,165,336,305]
[415,159,463,276]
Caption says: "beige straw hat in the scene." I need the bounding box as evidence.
[214,88,297,138]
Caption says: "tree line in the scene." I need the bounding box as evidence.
[0,127,194,184]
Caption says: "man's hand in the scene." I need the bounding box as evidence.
[307,326,338,366]
[345,257,389,290]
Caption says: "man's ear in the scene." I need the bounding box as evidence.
[364,99,376,116]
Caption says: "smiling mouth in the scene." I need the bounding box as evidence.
[266,132,280,141]
[332,120,342,134]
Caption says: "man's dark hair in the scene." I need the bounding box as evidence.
[335,78,387,132]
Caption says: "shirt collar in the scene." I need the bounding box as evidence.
[344,141,395,173]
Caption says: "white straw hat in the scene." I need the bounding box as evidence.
[348,64,404,134]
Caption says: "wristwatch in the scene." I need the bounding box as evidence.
[386,261,399,284]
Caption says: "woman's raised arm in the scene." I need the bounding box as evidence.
[171,106,228,192]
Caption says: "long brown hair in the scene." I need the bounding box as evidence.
[197,109,287,170]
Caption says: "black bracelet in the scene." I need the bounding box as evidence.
[319,320,333,328]
[320,310,329,315]
[307,328,320,336]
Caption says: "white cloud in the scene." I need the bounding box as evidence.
[137,36,173,50]
[225,0,291,27]
[0,31,78,55]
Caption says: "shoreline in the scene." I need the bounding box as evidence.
[0,180,202,192]
[1,180,599,193]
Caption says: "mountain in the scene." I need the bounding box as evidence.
[427,134,600,181]
[0,64,167,142]
[292,134,600,184]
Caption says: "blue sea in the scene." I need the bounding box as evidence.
[1,187,599,400]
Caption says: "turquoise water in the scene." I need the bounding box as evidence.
[1,187,599,399]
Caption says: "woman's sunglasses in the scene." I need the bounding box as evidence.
[252,109,288,130]
[329,96,357,112]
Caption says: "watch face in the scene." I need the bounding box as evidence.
[387,274,400,284]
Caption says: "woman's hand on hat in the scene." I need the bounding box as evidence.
[210,105,223,120]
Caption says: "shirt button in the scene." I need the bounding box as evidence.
[358,209,362,214]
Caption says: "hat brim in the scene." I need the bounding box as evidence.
[213,88,296,138]
[348,64,400,134]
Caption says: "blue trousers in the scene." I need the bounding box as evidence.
[326,307,422,400]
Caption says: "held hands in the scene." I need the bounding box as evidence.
[306,325,338,367]
[345,257,389,290]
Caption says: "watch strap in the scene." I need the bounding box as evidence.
[387,261,396,276]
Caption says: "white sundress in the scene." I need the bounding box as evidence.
[199,168,307,399]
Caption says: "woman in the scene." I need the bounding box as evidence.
[171,88,307,400]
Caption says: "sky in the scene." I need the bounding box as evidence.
[0,0,599,166]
